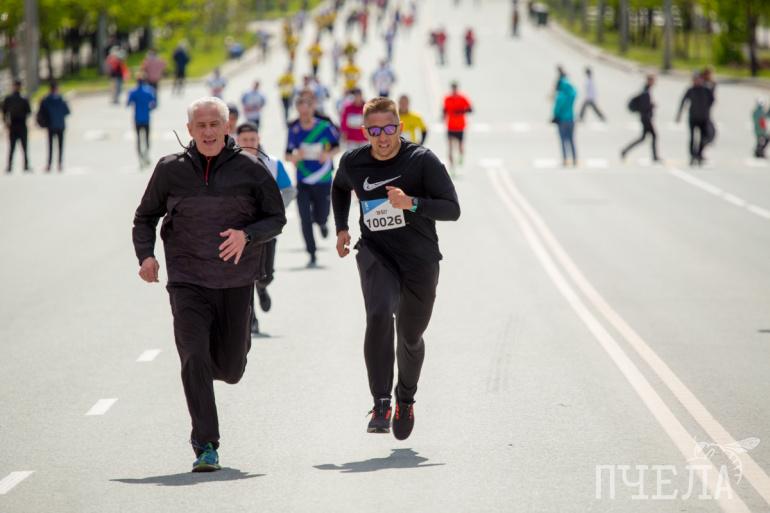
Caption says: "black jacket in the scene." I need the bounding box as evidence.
[132,137,286,289]
[678,85,714,122]
[2,92,31,127]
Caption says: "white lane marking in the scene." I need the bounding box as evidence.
[511,122,531,133]
[65,166,90,175]
[83,129,108,141]
[585,122,608,132]
[488,168,753,512]
[136,349,161,362]
[533,158,558,169]
[479,158,503,168]
[470,123,491,133]
[86,398,118,416]
[0,471,34,495]
[585,158,608,169]
[744,158,769,168]
[747,205,770,219]
[668,166,770,221]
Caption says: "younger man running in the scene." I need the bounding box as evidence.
[332,97,461,440]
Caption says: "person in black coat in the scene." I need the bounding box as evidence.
[38,81,71,172]
[2,80,31,172]
[676,71,715,166]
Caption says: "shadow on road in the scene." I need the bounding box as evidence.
[111,467,264,486]
[313,448,445,473]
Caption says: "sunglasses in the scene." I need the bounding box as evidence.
[365,124,399,137]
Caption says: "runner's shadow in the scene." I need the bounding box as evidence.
[286,264,328,271]
[111,467,263,487]
[314,448,445,473]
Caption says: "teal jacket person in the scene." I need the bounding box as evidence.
[553,77,577,122]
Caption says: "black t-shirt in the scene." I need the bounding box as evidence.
[332,139,460,270]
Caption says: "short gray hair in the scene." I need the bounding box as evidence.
[187,97,229,123]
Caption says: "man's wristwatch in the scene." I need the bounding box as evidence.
[244,231,252,245]
[409,197,419,213]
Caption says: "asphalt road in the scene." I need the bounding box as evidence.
[1,0,770,511]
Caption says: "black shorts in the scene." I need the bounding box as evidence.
[447,130,464,142]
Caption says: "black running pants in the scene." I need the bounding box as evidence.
[356,243,440,404]
[167,282,253,453]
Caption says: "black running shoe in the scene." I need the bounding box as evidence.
[320,225,329,239]
[367,398,392,433]
[392,401,414,440]
[257,288,272,312]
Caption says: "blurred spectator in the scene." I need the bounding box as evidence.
[172,41,191,95]
[38,81,71,172]
[105,47,129,104]
[2,79,31,172]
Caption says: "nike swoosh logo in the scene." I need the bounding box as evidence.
[363,175,402,191]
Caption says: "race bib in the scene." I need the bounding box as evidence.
[361,198,405,232]
[300,142,323,160]
[347,113,363,127]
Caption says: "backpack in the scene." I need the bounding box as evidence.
[36,104,49,128]
[628,94,642,113]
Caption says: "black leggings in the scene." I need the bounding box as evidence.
[296,183,331,257]
[47,129,64,167]
[7,126,28,170]
[167,282,253,454]
[136,123,150,158]
[622,119,658,160]
[355,242,440,403]
[689,119,709,159]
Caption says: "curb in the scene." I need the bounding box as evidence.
[546,19,770,91]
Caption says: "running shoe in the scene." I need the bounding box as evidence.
[257,287,272,312]
[392,401,414,441]
[367,398,392,434]
[320,225,329,239]
[192,443,221,472]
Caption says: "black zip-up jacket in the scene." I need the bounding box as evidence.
[677,84,714,122]
[132,137,286,289]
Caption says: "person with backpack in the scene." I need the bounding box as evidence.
[2,79,31,172]
[621,74,659,163]
[38,81,71,172]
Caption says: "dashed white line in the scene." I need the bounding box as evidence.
[585,158,609,169]
[510,122,531,133]
[83,129,108,141]
[470,123,491,133]
[744,158,769,168]
[86,398,118,416]
[0,471,34,495]
[136,349,161,362]
[533,158,558,169]
[667,165,770,221]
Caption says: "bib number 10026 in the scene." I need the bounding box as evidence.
[361,198,406,232]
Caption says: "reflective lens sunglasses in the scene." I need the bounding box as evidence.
[365,124,399,137]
